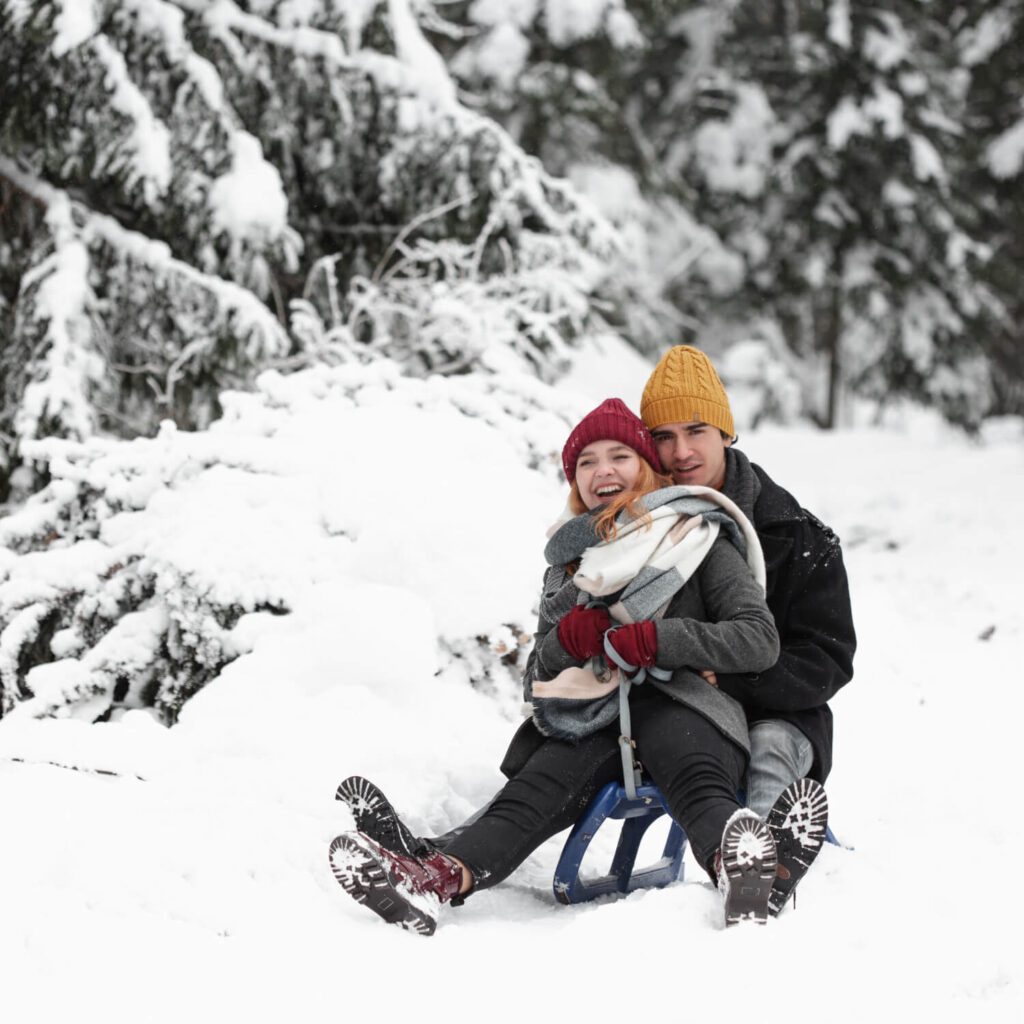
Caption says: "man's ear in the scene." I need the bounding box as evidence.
[722,431,734,447]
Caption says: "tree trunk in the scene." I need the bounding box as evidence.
[825,280,842,429]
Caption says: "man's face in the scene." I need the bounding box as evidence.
[650,421,731,490]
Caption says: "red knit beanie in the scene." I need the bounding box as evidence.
[561,398,663,483]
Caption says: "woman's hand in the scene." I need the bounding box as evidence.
[605,620,658,670]
[700,669,719,688]
[557,605,611,660]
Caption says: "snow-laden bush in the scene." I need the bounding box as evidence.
[0,358,581,722]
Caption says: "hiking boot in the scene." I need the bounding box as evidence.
[766,777,829,916]
[328,831,462,936]
[335,776,432,858]
[717,807,777,926]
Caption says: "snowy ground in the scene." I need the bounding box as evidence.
[1,343,1022,1022]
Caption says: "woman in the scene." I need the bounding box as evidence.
[330,399,782,935]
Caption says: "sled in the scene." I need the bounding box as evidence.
[553,780,844,905]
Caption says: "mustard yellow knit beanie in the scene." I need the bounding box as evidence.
[640,345,735,438]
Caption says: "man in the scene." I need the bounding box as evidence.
[639,346,856,823]
[337,345,855,914]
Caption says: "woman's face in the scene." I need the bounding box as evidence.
[575,440,642,510]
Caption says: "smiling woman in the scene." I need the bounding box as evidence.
[562,399,670,541]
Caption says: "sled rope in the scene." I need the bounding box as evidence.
[602,628,672,800]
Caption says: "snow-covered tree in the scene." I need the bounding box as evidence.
[431,0,1022,428]
[420,0,746,357]
[948,0,1024,418]
[0,0,621,501]
[675,1,1000,428]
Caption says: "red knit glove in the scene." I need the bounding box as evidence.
[557,605,612,660]
[605,620,658,671]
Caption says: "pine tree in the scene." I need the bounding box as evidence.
[947,0,1024,417]
[680,1,1000,428]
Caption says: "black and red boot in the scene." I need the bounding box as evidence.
[717,807,778,926]
[335,776,431,858]
[766,777,829,916]
[328,831,462,936]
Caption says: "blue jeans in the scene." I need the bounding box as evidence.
[744,719,813,818]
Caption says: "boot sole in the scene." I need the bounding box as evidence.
[335,776,425,858]
[765,778,829,917]
[721,811,777,926]
[328,834,437,936]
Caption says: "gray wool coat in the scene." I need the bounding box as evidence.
[525,535,780,755]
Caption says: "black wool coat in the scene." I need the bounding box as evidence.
[715,457,856,782]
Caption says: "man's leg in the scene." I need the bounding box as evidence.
[632,692,777,924]
[629,692,747,874]
[744,719,813,818]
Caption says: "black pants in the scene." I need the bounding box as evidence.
[443,688,746,891]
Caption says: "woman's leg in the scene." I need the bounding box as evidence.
[630,693,747,876]
[442,724,622,893]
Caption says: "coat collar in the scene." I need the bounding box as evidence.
[723,448,804,529]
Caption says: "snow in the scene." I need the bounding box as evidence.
[960,9,1016,67]
[208,133,289,243]
[93,35,173,201]
[694,84,774,198]
[1,341,1023,1021]
[910,132,946,183]
[14,194,103,443]
[828,84,905,150]
[387,0,458,112]
[452,21,531,90]
[544,0,610,47]
[50,0,98,56]
[470,0,539,30]
[827,0,851,49]
[862,11,910,71]
[986,117,1024,180]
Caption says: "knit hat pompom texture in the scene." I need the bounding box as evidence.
[640,345,735,439]
[561,398,662,483]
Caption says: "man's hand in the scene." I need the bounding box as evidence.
[605,620,658,671]
[557,605,611,660]
[701,669,718,688]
